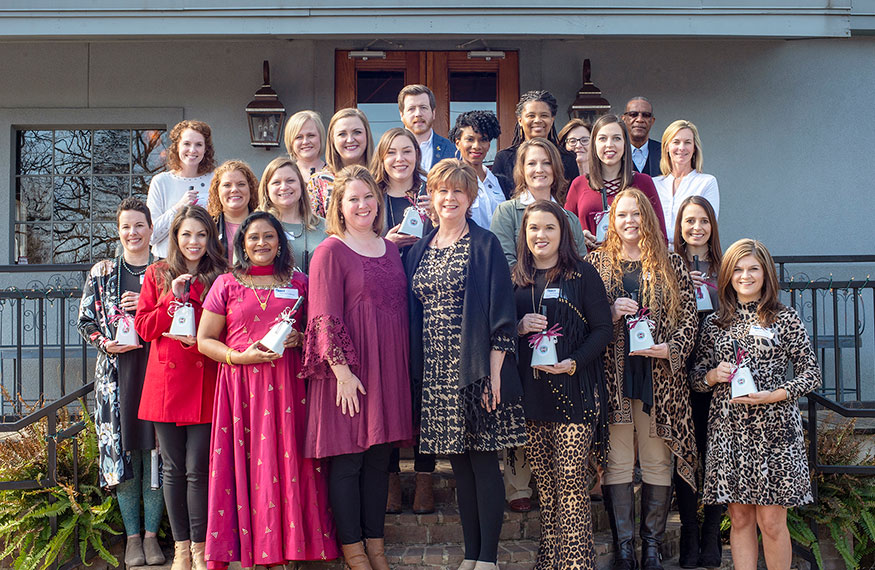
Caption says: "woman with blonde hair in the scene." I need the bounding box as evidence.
[206,160,259,263]
[257,157,327,272]
[303,165,413,570]
[653,120,720,248]
[147,120,216,257]
[692,239,819,570]
[284,110,334,217]
[586,188,697,570]
[407,159,526,570]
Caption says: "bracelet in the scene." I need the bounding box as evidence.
[567,360,577,375]
[225,347,234,366]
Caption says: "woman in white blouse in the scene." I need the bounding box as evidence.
[653,120,719,250]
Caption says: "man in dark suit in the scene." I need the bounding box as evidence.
[399,84,456,172]
[623,97,662,177]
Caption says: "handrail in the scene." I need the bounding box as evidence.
[0,382,93,432]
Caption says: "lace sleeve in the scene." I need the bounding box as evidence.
[301,314,360,381]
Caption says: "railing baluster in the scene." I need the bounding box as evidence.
[852,287,861,402]
[38,298,45,407]
[832,290,842,402]
[59,298,66,397]
[15,299,22,416]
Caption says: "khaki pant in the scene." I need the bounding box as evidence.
[604,399,672,486]
[503,446,533,501]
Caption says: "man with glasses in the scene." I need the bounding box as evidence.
[622,97,661,177]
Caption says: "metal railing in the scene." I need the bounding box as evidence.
[775,255,874,402]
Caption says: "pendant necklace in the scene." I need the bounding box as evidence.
[247,277,273,311]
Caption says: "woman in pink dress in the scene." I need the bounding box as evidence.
[302,165,413,570]
[197,211,339,568]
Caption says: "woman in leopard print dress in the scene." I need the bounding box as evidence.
[586,189,698,570]
[691,239,820,570]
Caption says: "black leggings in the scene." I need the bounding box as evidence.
[154,422,211,543]
[328,443,393,545]
[450,450,505,563]
[388,437,436,473]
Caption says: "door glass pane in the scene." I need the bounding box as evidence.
[449,71,499,163]
[357,70,405,144]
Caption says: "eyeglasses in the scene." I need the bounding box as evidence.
[565,137,590,147]
[624,111,653,119]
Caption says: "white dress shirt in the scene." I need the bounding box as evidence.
[652,169,720,247]
[469,169,505,230]
[419,131,434,172]
[631,143,649,173]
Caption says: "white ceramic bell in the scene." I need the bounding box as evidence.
[530,335,559,367]
[114,314,139,346]
[731,366,757,399]
[169,303,195,337]
[398,207,424,238]
[628,319,655,352]
[695,285,713,312]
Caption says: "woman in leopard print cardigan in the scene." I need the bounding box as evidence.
[691,239,820,569]
[586,189,698,570]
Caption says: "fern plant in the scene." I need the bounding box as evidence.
[0,403,122,570]
[789,417,875,570]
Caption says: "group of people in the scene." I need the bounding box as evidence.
[77,84,820,570]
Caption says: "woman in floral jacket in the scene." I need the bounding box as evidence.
[77,198,165,567]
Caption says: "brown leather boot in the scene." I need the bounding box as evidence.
[386,472,402,514]
[412,472,435,514]
[341,542,373,570]
[365,538,390,570]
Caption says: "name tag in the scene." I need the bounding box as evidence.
[749,325,776,340]
[274,288,300,300]
[140,274,145,285]
[543,288,560,299]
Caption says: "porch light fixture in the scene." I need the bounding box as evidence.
[568,59,611,122]
[349,50,387,60]
[467,50,505,61]
[245,60,286,149]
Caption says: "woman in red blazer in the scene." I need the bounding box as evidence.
[564,114,667,250]
[136,205,227,570]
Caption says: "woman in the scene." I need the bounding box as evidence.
[197,211,340,569]
[302,166,412,570]
[565,114,666,250]
[513,200,613,569]
[77,198,165,567]
[491,138,588,266]
[492,91,579,188]
[257,156,327,273]
[147,120,216,258]
[135,206,226,570]
[692,239,820,570]
[673,195,724,568]
[489,138,587,512]
[371,127,437,514]
[370,127,431,253]
[558,118,592,179]
[206,160,259,264]
[653,120,720,249]
[407,159,526,570]
[283,110,334,217]
[450,110,507,227]
[320,108,375,216]
[586,189,697,570]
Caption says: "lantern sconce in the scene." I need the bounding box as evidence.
[245,60,286,149]
[568,59,611,122]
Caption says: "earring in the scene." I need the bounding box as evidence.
[243,252,249,261]
[277,245,282,255]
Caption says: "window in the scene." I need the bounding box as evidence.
[14,128,167,264]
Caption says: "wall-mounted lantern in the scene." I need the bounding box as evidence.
[245,61,286,149]
[568,59,611,122]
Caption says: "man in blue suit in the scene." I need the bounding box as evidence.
[399,84,456,172]
[623,97,662,177]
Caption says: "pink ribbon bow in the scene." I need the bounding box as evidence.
[728,348,748,382]
[703,279,717,290]
[167,299,191,317]
[528,324,563,350]
[627,307,652,330]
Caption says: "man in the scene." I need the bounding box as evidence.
[399,84,456,172]
[622,97,662,177]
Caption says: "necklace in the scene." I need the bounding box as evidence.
[247,276,273,311]
[431,222,468,249]
[121,257,149,276]
[286,222,305,240]
[531,271,554,316]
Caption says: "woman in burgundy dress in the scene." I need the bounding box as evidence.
[302,165,413,570]
[197,211,339,569]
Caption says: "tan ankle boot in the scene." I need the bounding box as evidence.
[340,542,373,570]
[457,560,477,570]
[365,538,390,570]
[189,542,207,570]
[171,540,192,570]
[412,472,435,514]
[386,472,402,514]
